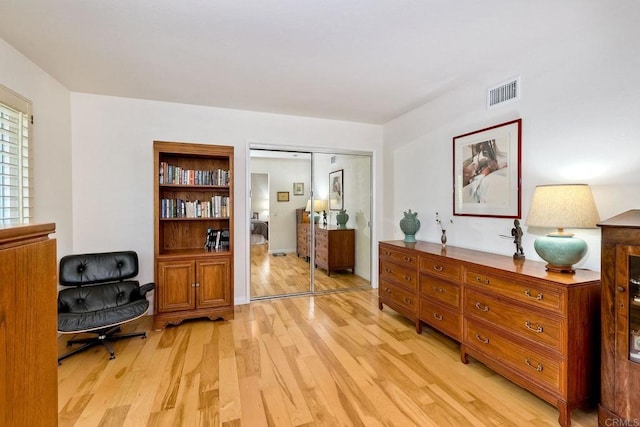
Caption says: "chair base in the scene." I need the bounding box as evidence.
[58,325,146,364]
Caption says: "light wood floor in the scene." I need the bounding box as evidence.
[57,289,598,426]
[250,243,371,298]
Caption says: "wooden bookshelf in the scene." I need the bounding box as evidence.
[153,141,234,330]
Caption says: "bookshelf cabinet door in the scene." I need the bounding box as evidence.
[157,260,196,312]
[196,257,232,309]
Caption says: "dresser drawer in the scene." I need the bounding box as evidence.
[464,320,562,392]
[419,254,463,282]
[315,229,328,244]
[465,269,564,314]
[464,288,563,352]
[419,273,460,308]
[419,298,461,341]
[379,280,418,316]
[380,259,418,291]
[379,244,418,268]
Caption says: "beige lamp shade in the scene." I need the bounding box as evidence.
[305,199,328,212]
[525,184,600,233]
[525,184,600,273]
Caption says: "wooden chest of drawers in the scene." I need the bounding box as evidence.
[378,240,601,427]
[314,227,355,276]
[296,222,310,259]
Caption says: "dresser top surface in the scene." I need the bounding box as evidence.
[380,240,600,285]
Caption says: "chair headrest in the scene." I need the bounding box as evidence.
[59,251,139,286]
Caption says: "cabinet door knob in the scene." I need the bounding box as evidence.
[617,286,625,292]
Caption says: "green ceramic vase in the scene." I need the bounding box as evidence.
[400,210,420,243]
[336,209,349,229]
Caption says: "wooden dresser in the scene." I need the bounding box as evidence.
[0,223,58,426]
[378,240,601,427]
[314,226,355,276]
[296,208,310,259]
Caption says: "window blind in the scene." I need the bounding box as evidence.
[0,85,32,225]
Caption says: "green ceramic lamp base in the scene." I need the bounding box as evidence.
[533,233,588,274]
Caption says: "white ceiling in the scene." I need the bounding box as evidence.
[0,1,611,124]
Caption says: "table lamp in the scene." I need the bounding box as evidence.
[525,184,599,273]
[305,199,328,225]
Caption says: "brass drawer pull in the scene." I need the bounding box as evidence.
[617,286,625,292]
[384,268,391,273]
[525,358,543,372]
[475,276,490,285]
[433,265,444,272]
[384,251,391,256]
[475,302,489,312]
[433,286,444,293]
[404,275,412,282]
[524,289,543,300]
[433,313,443,321]
[403,256,412,262]
[524,320,543,333]
[475,334,489,344]
[384,287,391,294]
[403,297,412,305]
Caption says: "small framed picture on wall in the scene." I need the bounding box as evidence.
[277,191,290,202]
[293,182,304,196]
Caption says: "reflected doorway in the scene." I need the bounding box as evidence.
[249,148,372,300]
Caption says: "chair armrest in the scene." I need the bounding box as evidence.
[138,282,155,297]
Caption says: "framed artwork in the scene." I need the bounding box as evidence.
[453,119,522,218]
[329,169,344,211]
[277,191,289,202]
[293,182,304,196]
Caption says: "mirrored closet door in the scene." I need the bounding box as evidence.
[249,148,372,300]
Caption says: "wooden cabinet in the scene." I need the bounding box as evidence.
[314,227,355,276]
[153,141,234,330]
[0,223,57,426]
[378,240,601,427]
[598,210,640,426]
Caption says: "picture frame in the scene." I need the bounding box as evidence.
[453,119,522,218]
[293,182,304,196]
[329,169,344,211]
[277,191,289,202]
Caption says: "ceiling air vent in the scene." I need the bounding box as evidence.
[487,76,520,109]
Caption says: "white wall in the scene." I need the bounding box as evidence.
[70,93,383,304]
[0,37,73,259]
[383,2,640,272]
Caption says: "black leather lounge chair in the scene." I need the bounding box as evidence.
[57,251,154,363]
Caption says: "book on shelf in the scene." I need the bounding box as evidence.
[159,161,230,186]
[204,228,230,251]
[160,196,230,219]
